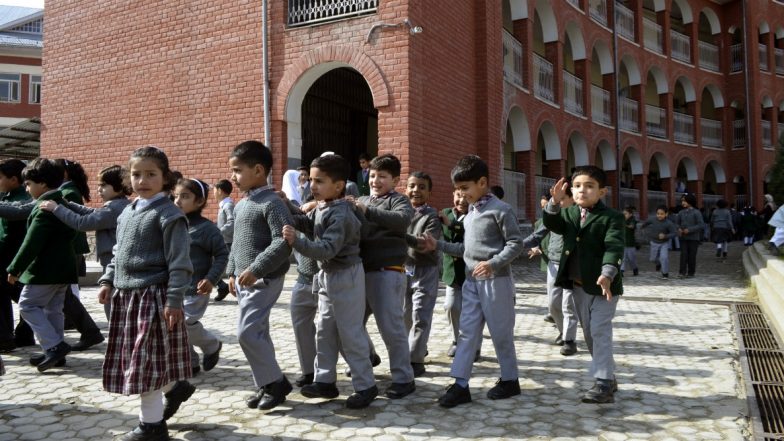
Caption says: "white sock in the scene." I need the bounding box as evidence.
[139,390,164,423]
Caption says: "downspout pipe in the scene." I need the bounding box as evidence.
[742,0,754,205]
[262,0,271,148]
[612,7,622,208]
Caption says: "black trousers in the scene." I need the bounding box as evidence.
[62,286,101,338]
[679,240,699,276]
[0,278,34,345]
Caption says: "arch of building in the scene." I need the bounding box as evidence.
[567,131,589,166]
[505,105,532,151]
[592,40,614,74]
[620,55,642,86]
[537,121,561,159]
[647,66,668,94]
[776,26,784,40]
[675,155,699,181]
[762,95,774,108]
[508,0,528,20]
[649,151,672,178]
[564,21,586,60]
[760,21,770,35]
[622,145,644,175]
[702,83,725,108]
[703,158,727,183]
[699,8,721,34]
[671,0,694,24]
[595,140,617,170]
[675,76,697,103]
[534,0,558,43]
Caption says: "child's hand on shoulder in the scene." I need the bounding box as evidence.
[39,201,57,212]
[237,270,257,287]
[300,201,318,213]
[98,284,112,304]
[6,274,18,285]
[418,233,437,252]
[282,225,297,245]
[355,200,367,214]
[276,191,288,201]
[528,247,542,259]
[164,307,184,331]
[472,261,493,279]
[196,279,214,295]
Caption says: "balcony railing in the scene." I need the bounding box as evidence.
[535,176,557,219]
[762,120,772,147]
[503,169,527,220]
[698,40,719,72]
[733,119,746,147]
[673,112,694,144]
[533,53,555,103]
[647,190,668,212]
[643,18,663,54]
[590,0,608,26]
[776,48,784,75]
[670,29,691,63]
[619,97,639,133]
[503,29,524,89]
[619,188,640,211]
[779,123,784,142]
[567,0,580,7]
[615,2,635,41]
[645,104,667,138]
[702,194,722,211]
[700,118,722,148]
[760,43,769,71]
[591,85,612,126]
[731,43,744,73]
[736,194,748,209]
[563,70,584,116]
[287,0,378,27]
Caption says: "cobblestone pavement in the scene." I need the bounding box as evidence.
[0,243,753,440]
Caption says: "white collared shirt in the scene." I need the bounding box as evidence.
[135,192,167,211]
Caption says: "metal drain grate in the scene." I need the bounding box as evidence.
[737,304,765,314]
[754,384,784,434]
[748,350,784,383]
[740,313,774,329]
[742,328,782,350]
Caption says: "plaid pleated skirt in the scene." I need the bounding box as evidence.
[103,284,191,395]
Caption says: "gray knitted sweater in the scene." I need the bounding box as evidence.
[226,187,292,279]
[640,217,678,243]
[292,199,362,272]
[0,199,35,221]
[438,195,524,277]
[186,213,229,295]
[356,192,413,270]
[52,197,131,267]
[99,197,193,308]
[404,205,442,267]
[217,198,235,244]
[676,207,704,241]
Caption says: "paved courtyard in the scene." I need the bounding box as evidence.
[0,243,754,440]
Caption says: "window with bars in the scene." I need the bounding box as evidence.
[11,18,43,34]
[0,74,21,103]
[29,75,41,104]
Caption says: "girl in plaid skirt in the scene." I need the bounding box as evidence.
[97,147,194,441]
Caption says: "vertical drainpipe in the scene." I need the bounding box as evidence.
[741,0,754,205]
[612,5,622,208]
[262,0,272,183]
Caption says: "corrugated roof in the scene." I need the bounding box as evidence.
[0,33,42,48]
[0,5,42,30]
[0,117,40,160]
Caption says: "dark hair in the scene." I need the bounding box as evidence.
[0,159,26,182]
[623,205,636,212]
[716,199,728,209]
[451,155,489,183]
[54,159,90,202]
[656,204,668,213]
[296,166,309,173]
[564,186,573,197]
[681,193,697,207]
[22,158,64,189]
[129,146,177,192]
[490,185,504,199]
[369,154,401,177]
[310,154,350,184]
[231,140,273,174]
[358,153,371,162]
[409,171,433,191]
[541,193,550,200]
[176,178,209,213]
[571,165,607,188]
[98,165,132,196]
[215,179,232,195]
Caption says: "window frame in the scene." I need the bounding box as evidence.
[0,73,21,103]
[29,74,42,105]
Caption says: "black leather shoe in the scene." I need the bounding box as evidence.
[582,381,615,403]
[214,286,229,302]
[258,377,292,410]
[385,381,415,399]
[29,353,66,367]
[411,362,426,377]
[294,372,314,387]
[301,382,339,399]
[345,385,377,409]
[70,332,104,351]
[245,388,264,409]
[543,314,555,323]
[346,354,382,377]
[0,340,15,353]
[37,342,71,372]
[474,350,481,362]
[487,378,521,400]
[202,341,222,371]
[163,380,196,421]
[438,383,471,408]
[191,365,200,376]
[560,340,577,356]
[554,334,564,346]
[118,420,170,441]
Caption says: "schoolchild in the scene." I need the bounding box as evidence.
[403,171,442,377]
[543,165,625,403]
[98,146,195,440]
[212,179,234,301]
[741,206,759,246]
[676,193,704,278]
[710,199,735,259]
[283,154,378,408]
[226,140,294,410]
[172,178,228,376]
[769,205,784,255]
[440,189,468,358]
[6,158,77,372]
[621,206,639,276]
[0,159,33,352]
[640,205,678,278]
[353,153,416,399]
[421,155,524,408]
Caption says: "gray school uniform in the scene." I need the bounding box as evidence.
[0,199,35,221]
[356,192,415,384]
[217,197,235,246]
[437,194,524,381]
[403,205,442,363]
[573,286,619,380]
[183,214,228,367]
[543,232,579,342]
[641,217,677,274]
[292,199,375,390]
[227,185,292,388]
[19,284,69,350]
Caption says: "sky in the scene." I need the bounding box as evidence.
[0,0,44,8]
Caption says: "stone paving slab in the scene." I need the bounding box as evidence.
[0,244,752,440]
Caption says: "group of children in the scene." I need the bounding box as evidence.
[0,142,631,441]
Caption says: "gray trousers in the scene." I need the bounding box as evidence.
[649,241,670,274]
[404,265,439,363]
[236,276,285,388]
[19,284,68,350]
[290,280,317,376]
[316,264,375,390]
[364,269,414,383]
[444,285,462,343]
[621,247,637,271]
[451,276,518,381]
[546,262,578,341]
[184,293,220,368]
[573,286,619,380]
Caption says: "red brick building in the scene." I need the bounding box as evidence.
[40,1,782,218]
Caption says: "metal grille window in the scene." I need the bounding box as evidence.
[288,0,378,27]
[29,75,41,104]
[11,18,43,34]
[0,74,21,103]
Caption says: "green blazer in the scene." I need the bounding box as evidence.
[440,207,465,287]
[542,201,625,297]
[356,169,370,196]
[7,190,78,285]
[0,186,31,267]
[60,181,90,254]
